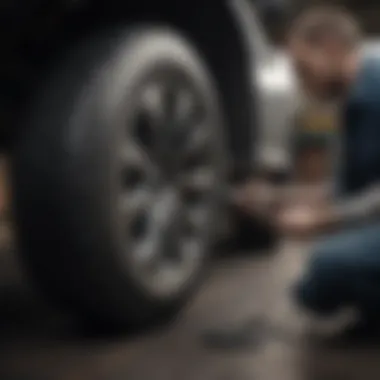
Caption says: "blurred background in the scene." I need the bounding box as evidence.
[1,1,380,380]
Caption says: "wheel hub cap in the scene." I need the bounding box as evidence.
[118,75,217,297]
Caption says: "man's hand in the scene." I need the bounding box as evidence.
[276,205,338,238]
[232,180,279,218]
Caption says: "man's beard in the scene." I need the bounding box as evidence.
[323,78,348,101]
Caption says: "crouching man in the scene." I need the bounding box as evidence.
[273,6,380,340]
[203,6,380,348]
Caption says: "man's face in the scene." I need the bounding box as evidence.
[289,37,353,100]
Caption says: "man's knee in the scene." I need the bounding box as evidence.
[293,239,354,314]
[294,224,380,314]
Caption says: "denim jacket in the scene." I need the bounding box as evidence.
[334,56,380,223]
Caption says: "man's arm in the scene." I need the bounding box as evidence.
[332,183,380,226]
[272,182,380,237]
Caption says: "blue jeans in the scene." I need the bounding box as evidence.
[294,223,380,320]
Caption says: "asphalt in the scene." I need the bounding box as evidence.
[1,237,380,380]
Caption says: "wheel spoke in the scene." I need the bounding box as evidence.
[139,83,167,128]
[121,140,148,170]
[173,89,208,155]
[121,139,159,186]
[139,84,179,160]
[132,217,163,269]
[120,188,152,220]
[133,237,158,267]
[183,123,211,157]
[181,238,202,264]
[180,167,215,193]
[186,207,209,230]
[162,85,179,125]
[172,88,195,125]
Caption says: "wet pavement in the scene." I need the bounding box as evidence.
[1,239,380,380]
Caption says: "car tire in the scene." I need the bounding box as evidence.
[12,26,226,328]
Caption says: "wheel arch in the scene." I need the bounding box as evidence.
[169,1,258,182]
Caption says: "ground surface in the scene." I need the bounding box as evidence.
[1,238,380,380]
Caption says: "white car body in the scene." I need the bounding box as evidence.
[254,49,299,173]
[232,0,301,176]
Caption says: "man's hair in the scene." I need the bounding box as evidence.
[289,6,361,48]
